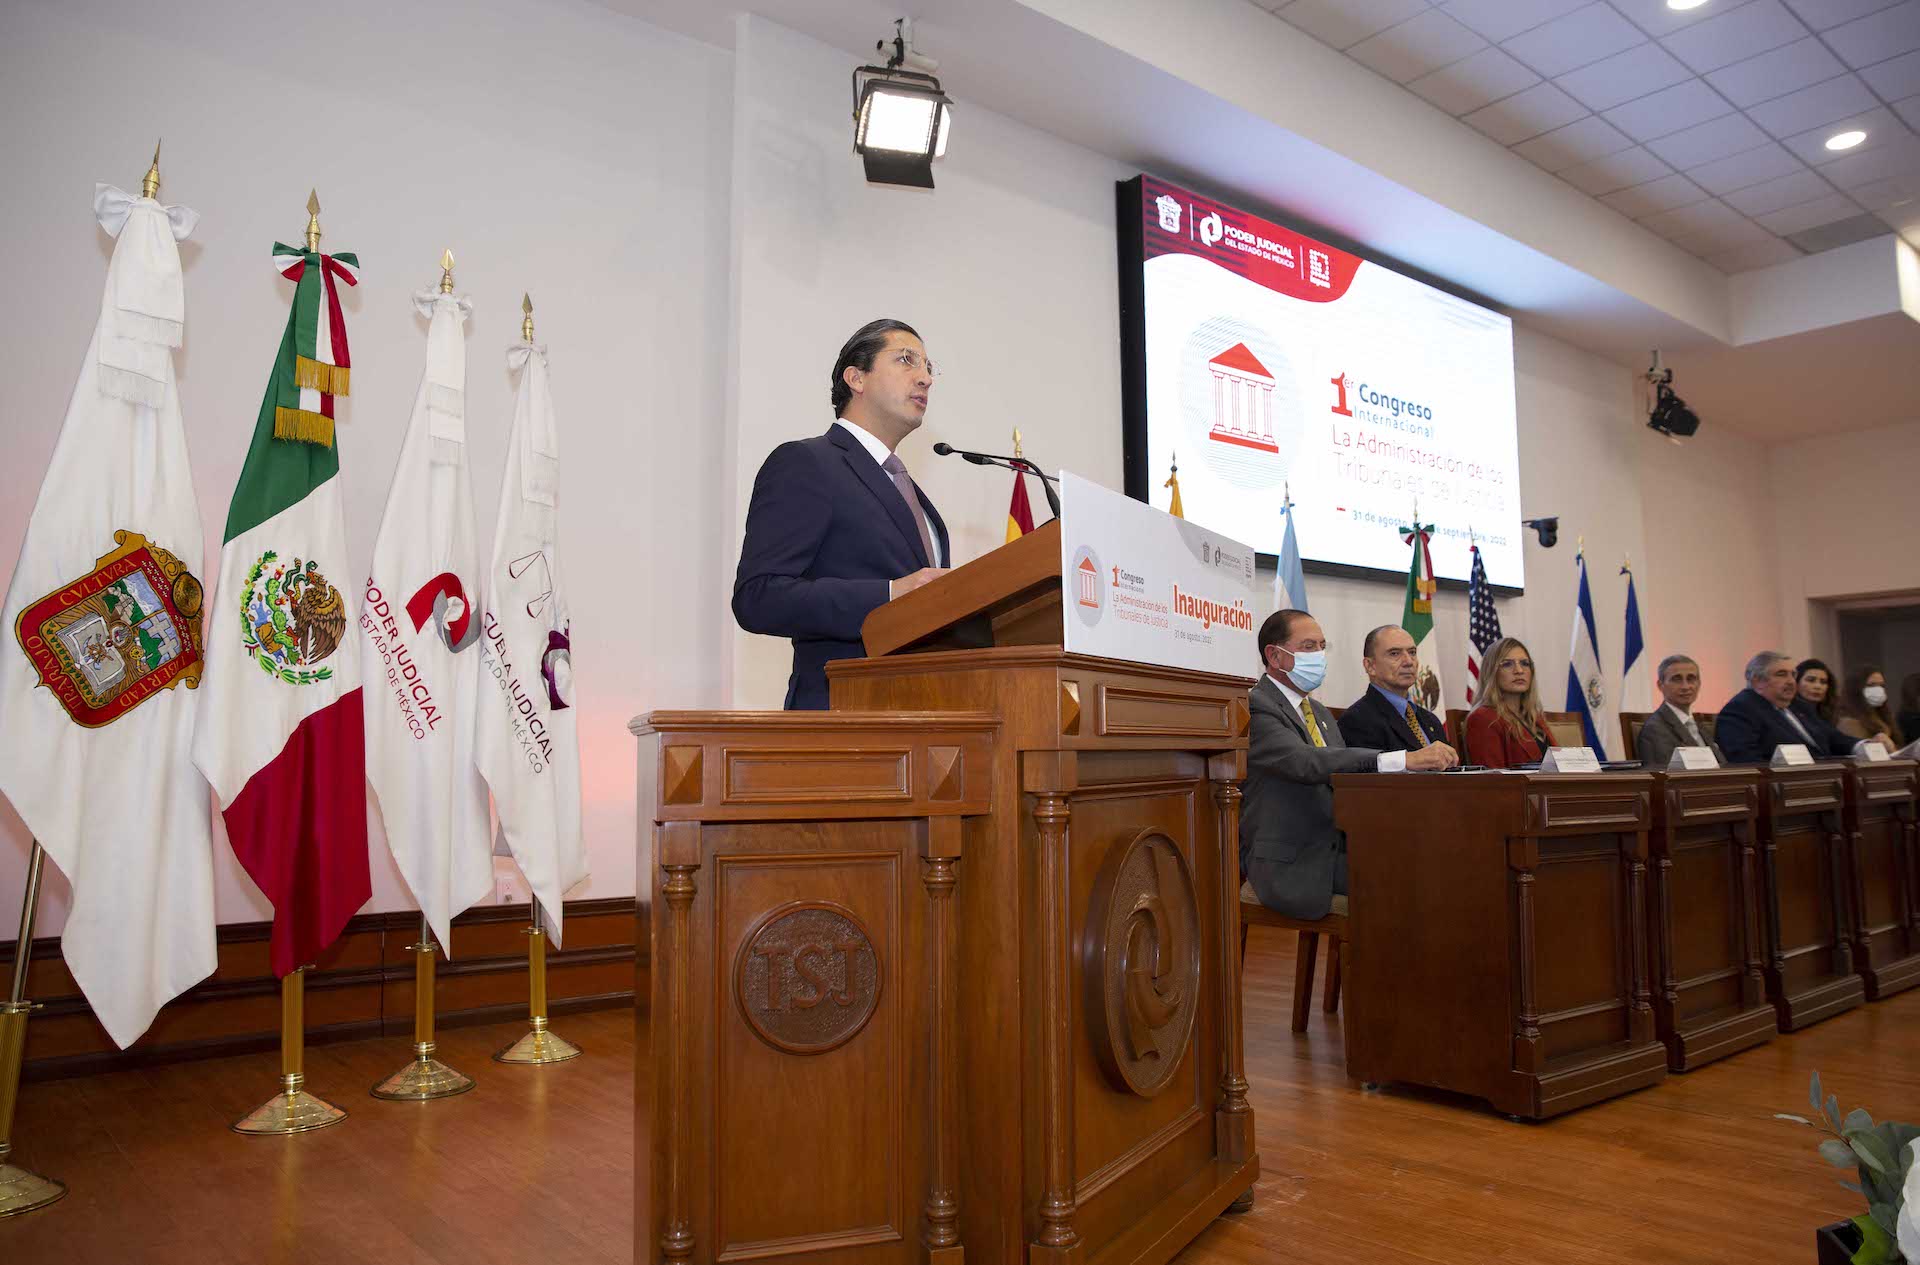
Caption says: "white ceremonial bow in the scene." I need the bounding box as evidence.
[91,183,197,406]
[506,342,560,507]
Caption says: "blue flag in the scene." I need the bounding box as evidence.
[1566,551,1606,755]
[1621,563,1644,685]
[1275,494,1307,613]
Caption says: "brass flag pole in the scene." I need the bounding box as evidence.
[494,899,581,1064]
[0,841,67,1216]
[371,914,476,1099]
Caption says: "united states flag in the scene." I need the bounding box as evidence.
[1465,543,1502,703]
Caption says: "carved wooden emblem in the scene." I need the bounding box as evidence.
[1083,830,1200,1096]
[734,901,881,1055]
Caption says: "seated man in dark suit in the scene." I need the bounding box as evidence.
[1240,610,1457,920]
[1338,624,1453,754]
[1635,653,1725,767]
[1716,650,1892,764]
[733,319,950,709]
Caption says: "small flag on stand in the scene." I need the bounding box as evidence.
[1398,509,1445,711]
[1006,429,1035,542]
[1621,558,1646,712]
[1275,485,1307,613]
[1465,536,1501,704]
[1164,453,1184,519]
[1564,546,1608,755]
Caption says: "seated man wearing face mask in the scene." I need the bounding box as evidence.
[1239,609,1458,920]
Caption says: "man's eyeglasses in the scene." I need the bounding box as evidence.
[891,349,938,378]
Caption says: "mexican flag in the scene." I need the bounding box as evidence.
[0,183,214,1048]
[192,240,369,978]
[360,288,492,955]
[1399,518,1446,712]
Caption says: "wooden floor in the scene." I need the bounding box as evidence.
[4,936,1916,1264]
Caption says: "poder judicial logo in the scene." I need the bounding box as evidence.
[14,530,205,727]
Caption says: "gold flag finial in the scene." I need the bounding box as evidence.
[1013,427,1023,458]
[439,248,455,294]
[304,190,322,251]
[521,293,535,343]
[141,140,162,199]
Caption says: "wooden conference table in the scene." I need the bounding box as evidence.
[1330,758,1919,1119]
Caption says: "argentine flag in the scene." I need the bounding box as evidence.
[1565,551,1607,756]
[1275,493,1307,613]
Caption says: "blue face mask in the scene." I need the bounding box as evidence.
[1285,649,1328,693]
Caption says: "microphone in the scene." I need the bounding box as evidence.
[932,442,1063,518]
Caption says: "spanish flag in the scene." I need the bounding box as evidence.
[1006,467,1036,542]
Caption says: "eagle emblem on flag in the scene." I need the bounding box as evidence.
[13,531,204,727]
[239,550,346,683]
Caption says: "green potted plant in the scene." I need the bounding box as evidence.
[1778,1072,1920,1264]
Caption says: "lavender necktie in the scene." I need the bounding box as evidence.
[881,452,937,566]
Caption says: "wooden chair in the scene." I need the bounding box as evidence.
[1542,710,1587,749]
[1444,708,1468,751]
[1620,711,1650,758]
[1240,894,1347,1033]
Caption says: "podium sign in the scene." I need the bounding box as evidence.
[1058,471,1259,676]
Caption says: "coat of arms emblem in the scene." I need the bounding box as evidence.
[13,530,204,727]
[240,550,346,684]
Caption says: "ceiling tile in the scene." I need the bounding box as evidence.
[1816,130,1920,185]
[1559,144,1674,193]
[1710,237,1806,269]
[1600,171,1710,216]
[1407,46,1543,113]
[1277,0,1434,49]
[1608,0,1737,38]
[1861,49,1920,98]
[1512,114,1637,169]
[1704,38,1847,106]
[1349,8,1489,81]
[1756,189,1867,231]
[1779,104,1901,162]
[1461,80,1590,143]
[1785,0,1905,28]
[1847,169,1920,206]
[1640,197,1749,237]
[1660,0,1809,73]
[1897,93,1920,128]
[1501,3,1646,78]
[1439,0,1588,43]
[1603,79,1734,142]
[1555,40,1694,109]
[1746,74,1881,137]
[1644,112,1773,166]
[1721,166,1843,211]
[1823,1,1920,67]
[1669,217,1777,255]
[1686,142,1810,192]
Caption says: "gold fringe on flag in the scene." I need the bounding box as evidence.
[293,355,351,396]
[274,406,335,448]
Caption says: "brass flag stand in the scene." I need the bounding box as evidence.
[0,842,67,1217]
[493,901,580,1065]
[371,915,476,1100]
[231,966,346,1134]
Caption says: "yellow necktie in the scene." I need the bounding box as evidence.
[1301,700,1327,748]
[1405,704,1429,748]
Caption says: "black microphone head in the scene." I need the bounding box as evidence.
[932,442,955,456]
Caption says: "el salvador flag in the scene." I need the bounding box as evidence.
[1275,495,1308,613]
[1566,551,1607,755]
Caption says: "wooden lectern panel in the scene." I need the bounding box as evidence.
[1841,759,1920,1000]
[1755,765,1865,1031]
[1644,770,1776,1071]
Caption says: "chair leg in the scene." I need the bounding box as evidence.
[1292,931,1319,1033]
[1239,920,1248,967]
[1324,937,1342,1013]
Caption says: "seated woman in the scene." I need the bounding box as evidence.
[1794,658,1839,729]
[1899,673,1920,756]
[1464,636,1557,768]
[1837,665,1903,749]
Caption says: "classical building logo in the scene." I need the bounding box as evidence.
[14,530,204,727]
[1206,343,1279,454]
[1070,545,1105,628]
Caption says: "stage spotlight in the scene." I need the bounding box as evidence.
[1645,351,1700,443]
[1523,517,1560,548]
[852,19,952,189]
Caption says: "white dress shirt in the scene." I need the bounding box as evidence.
[833,418,945,567]
[1266,674,1406,773]
[1665,702,1706,747]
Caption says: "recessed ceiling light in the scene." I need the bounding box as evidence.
[1825,130,1867,151]
[1667,0,1710,10]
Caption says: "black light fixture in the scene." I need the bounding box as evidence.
[852,19,952,189]
[1645,351,1700,442]
[1522,516,1560,548]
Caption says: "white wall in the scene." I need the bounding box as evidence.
[0,0,732,935]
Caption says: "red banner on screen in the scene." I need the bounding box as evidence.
[1138,175,1361,304]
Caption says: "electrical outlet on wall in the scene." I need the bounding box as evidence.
[493,857,530,905]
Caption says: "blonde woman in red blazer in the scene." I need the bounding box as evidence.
[1465,637,1557,768]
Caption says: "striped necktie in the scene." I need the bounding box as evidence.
[1300,700,1327,748]
[1404,703,1429,748]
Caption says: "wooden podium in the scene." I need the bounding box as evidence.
[1840,758,1920,1001]
[640,521,1258,1265]
[1755,765,1866,1030]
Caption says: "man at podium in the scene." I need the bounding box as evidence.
[732,319,951,708]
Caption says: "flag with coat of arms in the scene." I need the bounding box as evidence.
[1564,549,1608,755]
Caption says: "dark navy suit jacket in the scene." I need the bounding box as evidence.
[1337,684,1448,753]
[1714,688,1854,763]
[733,424,950,710]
